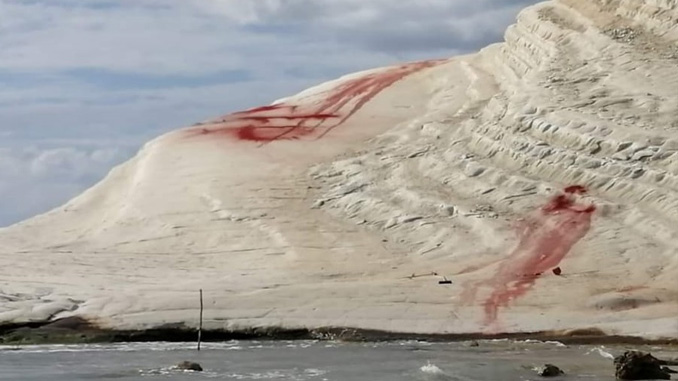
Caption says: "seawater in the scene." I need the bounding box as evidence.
[0,339,674,380]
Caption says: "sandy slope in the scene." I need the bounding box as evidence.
[1,0,677,338]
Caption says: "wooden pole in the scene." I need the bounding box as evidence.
[197,289,203,351]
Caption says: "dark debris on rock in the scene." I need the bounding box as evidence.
[614,351,672,380]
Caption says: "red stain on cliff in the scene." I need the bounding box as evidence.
[186,60,445,143]
[461,186,596,325]
[563,185,588,194]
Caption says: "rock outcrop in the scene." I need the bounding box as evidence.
[175,361,203,372]
[536,363,565,377]
[0,0,677,339]
[614,351,671,380]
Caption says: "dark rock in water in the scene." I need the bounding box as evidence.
[614,351,670,380]
[176,361,203,372]
[662,366,677,374]
[536,364,564,377]
[468,340,480,347]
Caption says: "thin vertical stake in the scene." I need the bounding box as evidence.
[197,289,203,351]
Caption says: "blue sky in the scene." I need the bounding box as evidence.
[0,0,539,226]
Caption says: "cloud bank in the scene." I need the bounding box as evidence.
[0,0,539,226]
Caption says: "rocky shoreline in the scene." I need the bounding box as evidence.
[2,317,677,346]
[2,0,678,343]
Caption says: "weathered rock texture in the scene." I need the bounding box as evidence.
[1,0,677,339]
[614,351,671,380]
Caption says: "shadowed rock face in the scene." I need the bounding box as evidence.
[614,351,671,380]
[176,361,203,372]
[536,363,565,377]
[0,0,677,338]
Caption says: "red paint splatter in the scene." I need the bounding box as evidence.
[232,105,283,115]
[564,185,588,194]
[184,59,446,143]
[542,194,596,214]
[461,186,595,325]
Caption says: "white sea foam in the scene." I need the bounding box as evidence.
[420,362,445,374]
[303,368,328,377]
[586,346,615,360]
[0,341,246,354]
[521,339,567,347]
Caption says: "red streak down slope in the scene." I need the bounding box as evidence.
[186,59,445,143]
[462,186,596,326]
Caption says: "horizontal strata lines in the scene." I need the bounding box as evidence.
[497,3,571,81]
[493,99,678,177]
[402,132,551,213]
[462,114,678,235]
[313,138,526,257]
[500,28,548,78]
[515,114,673,164]
[421,147,539,204]
[513,113,678,192]
[617,0,678,30]
[538,2,588,33]
[465,156,678,249]
[471,117,646,186]
[513,6,561,57]
[381,166,513,255]
[379,146,548,216]
[298,0,678,332]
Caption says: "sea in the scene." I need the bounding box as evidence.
[0,339,675,380]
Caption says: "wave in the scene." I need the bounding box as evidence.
[586,346,615,360]
[420,362,445,375]
[0,341,243,354]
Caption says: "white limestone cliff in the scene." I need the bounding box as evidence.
[1,0,677,339]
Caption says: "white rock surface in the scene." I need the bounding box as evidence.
[1,0,678,338]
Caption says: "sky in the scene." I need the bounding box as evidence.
[0,0,540,227]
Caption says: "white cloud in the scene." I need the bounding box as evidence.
[0,0,542,226]
[29,147,121,179]
[0,145,133,225]
[0,1,250,74]
[202,0,538,52]
[0,0,538,74]
[0,145,130,181]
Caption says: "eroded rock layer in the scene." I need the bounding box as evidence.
[1,0,677,338]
